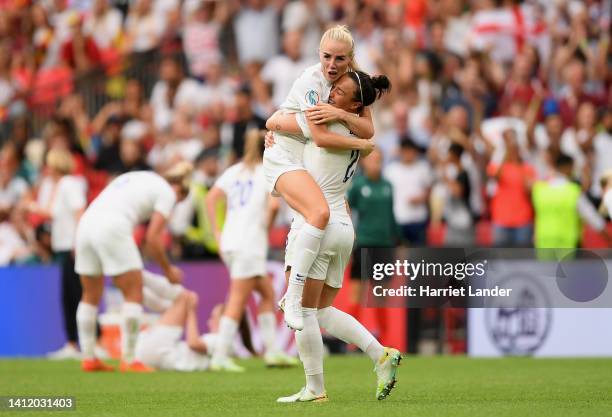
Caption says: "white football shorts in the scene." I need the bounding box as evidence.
[285,218,355,289]
[74,213,143,277]
[221,251,267,280]
[263,133,306,196]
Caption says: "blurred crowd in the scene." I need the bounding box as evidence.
[0,0,611,266]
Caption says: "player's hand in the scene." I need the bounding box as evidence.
[306,103,344,124]
[186,291,199,308]
[359,139,375,157]
[264,131,275,148]
[213,229,222,248]
[166,265,184,284]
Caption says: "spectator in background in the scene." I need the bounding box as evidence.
[124,0,165,53]
[0,142,29,210]
[31,4,54,68]
[83,0,123,51]
[590,108,612,200]
[232,0,279,65]
[0,207,32,266]
[347,149,398,335]
[384,137,431,247]
[118,121,150,173]
[92,115,125,174]
[182,0,227,80]
[376,100,409,165]
[221,84,266,164]
[82,0,123,69]
[261,30,311,110]
[532,153,609,250]
[556,57,606,128]
[147,110,203,169]
[170,147,222,259]
[440,143,474,247]
[150,57,202,134]
[61,11,104,78]
[487,129,535,247]
[527,98,565,180]
[281,0,325,62]
[198,61,237,117]
[26,149,91,360]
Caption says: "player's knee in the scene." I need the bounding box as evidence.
[307,205,330,228]
[123,285,143,303]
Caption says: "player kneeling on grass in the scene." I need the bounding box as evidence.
[268,71,401,402]
[75,162,191,372]
[205,130,298,372]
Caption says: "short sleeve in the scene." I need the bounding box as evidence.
[294,69,324,111]
[153,181,177,219]
[214,166,236,194]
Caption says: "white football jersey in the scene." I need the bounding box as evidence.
[85,171,177,228]
[215,162,269,256]
[279,63,333,144]
[293,122,358,227]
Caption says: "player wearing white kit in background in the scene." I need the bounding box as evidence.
[263,25,376,331]
[207,130,298,372]
[75,163,191,372]
[135,271,216,372]
[270,71,401,403]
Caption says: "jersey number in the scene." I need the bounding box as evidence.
[343,150,360,183]
[228,180,253,210]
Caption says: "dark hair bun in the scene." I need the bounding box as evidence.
[371,75,391,98]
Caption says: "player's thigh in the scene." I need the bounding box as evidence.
[113,269,144,303]
[74,228,103,278]
[275,170,329,227]
[254,274,275,301]
[96,232,144,277]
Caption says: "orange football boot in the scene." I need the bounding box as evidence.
[81,358,115,372]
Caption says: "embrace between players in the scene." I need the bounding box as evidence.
[73,24,400,403]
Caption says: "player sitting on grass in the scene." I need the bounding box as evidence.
[268,71,401,403]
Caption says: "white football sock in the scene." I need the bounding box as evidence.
[365,339,385,363]
[212,316,238,363]
[142,287,172,313]
[317,306,383,363]
[295,307,325,395]
[288,223,325,288]
[142,270,183,301]
[258,312,278,355]
[76,302,98,360]
[120,302,143,363]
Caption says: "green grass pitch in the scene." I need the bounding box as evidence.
[1,356,611,417]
